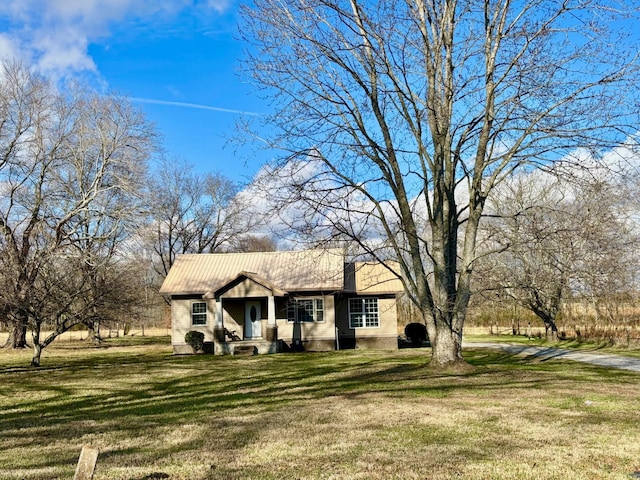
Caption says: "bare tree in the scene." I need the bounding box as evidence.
[28,250,144,366]
[570,180,640,323]
[65,192,143,344]
[142,157,258,279]
[0,62,155,364]
[240,0,640,366]
[479,175,579,339]
[229,234,277,253]
[479,171,639,339]
[0,62,55,348]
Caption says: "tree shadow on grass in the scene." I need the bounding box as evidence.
[1,348,638,479]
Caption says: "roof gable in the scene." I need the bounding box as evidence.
[159,249,344,296]
[205,271,287,298]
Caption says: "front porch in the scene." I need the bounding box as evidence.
[207,272,285,355]
[212,319,281,355]
[214,338,282,355]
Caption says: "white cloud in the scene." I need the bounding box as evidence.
[0,33,21,61]
[34,26,96,73]
[236,153,405,251]
[0,0,231,77]
[204,0,233,14]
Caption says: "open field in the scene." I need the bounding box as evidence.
[1,338,639,480]
[0,327,171,346]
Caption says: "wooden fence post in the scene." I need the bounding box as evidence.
[74,445,99,480]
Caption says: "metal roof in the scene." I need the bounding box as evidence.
[159,249,345,296]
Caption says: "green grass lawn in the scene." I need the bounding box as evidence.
[0,337,639,479]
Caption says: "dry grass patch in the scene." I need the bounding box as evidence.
[0,340,639,479]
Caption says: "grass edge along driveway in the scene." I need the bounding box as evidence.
[464,341,640,372]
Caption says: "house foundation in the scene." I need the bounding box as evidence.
[214,339,282,355]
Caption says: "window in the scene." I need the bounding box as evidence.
[349,298,379,328]
[287,298,324,323]
[191,302,207,326]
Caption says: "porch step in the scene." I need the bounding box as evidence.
[233,344,256,356]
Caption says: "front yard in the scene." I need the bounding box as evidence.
[0,337,638,479]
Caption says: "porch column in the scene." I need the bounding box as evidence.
[213,297,225,343]
[215,298,223,326]
[267,295,276,325]
[266,295,278,342]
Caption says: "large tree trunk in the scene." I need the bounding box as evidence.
[85,321,103,344]
[540,314,559,342]
[529,291,561,342]
[431,325,464,367]
[545,323,559,341]
[425,173,479,368]
[529,306,559,341]
[420,301,468,368]
[6,323,27,349]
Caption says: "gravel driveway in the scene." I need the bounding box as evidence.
[464,342,640,372]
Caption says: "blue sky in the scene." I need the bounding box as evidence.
[0,0,269,183]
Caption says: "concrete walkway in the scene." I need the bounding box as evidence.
[464,342,640,373]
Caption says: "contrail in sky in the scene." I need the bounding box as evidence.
[130,97,262,116]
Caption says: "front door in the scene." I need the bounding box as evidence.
[245,301,262,339]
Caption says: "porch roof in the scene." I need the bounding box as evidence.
[159,249,345,296]
[203,271,288,299]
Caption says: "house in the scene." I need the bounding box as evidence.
[159,249,403,354]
